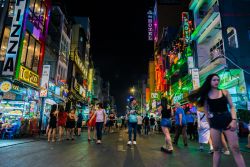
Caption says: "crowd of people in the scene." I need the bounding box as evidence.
[42,73,250,167]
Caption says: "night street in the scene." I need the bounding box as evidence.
[0,130,249,167]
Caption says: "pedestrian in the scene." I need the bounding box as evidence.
[173,103,188,146]
[150,115,156,134]
[109,112,115,133]
[127,98,139,145]
[186,110,195,140]
[77,110,83,136]
[158,102,174,154]
[137,115,143,135]
[143,114,150,135]
[57,105,67,141]
[93,103,106,144]
[188,73,246,167]
[87,105,96,141]
[66,107,77,140]
[197,107,213,153]
[48,104,59,142]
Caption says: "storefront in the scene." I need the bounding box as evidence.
[0,80,40,138]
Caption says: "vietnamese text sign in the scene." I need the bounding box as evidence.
[40,65,50,97]
[191,68,200,90]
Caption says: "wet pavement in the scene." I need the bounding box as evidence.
[0,129,249,167]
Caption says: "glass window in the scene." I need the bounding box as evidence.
[210,39,224,60]
[28,0,47,32]
[32,42,40,72]
[0,27,10,61]
[8,0,15,17]
[227,27,238,48]
[26,36,35,68]
[29,0,35,11]
[21,32,30,64]
[21,32,41,72]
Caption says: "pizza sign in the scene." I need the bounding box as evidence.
[0,81,12,93]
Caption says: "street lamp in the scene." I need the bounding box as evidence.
[130,87,135,95]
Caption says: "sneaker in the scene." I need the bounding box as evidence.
[246,145,250,149]
[97,140,101,144]
[199,146,204,151]
[127,141,132,145]
[223,150,230,155]
[133,141,137,145]
[208,149,214,154]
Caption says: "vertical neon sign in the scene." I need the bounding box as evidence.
[2,0,28,76]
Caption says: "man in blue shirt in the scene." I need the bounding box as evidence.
[173,103,188,146]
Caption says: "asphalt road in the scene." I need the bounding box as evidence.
[0,130,249,167]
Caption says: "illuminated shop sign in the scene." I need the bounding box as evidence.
[173,93,183,104]
[147,10,153,41]
[2,0,28,76]
[19,65,39,87]
[182,12,190,45]
[191,68,200,90]
[0,81,12,92]
[71,54,87,78]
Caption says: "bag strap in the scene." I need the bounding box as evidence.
[200,113,205,121]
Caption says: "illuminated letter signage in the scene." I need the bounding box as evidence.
[2,0,27,76]
[147,10,153,41]
[182,12,190,45]
[19,65,39,87]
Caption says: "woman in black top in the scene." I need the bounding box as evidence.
[189,73,246,167]
[48,104,58,142]
[157,99,173,154]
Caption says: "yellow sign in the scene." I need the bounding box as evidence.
[0,81,12,92]
[19,65,39,87]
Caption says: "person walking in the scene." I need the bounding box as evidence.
[186,110,195,140]
[87,105,96,141]
[66,107,77,140]
[158,102,174,154]
[77,110,83,136]
[137,115,143,135]
[57,105,67,141]
[197,107,213,153]
[92,103,106,144]
[127,98,139,145]
[143,114,150,135]
[48,104,59,142]
[188,73,246,167]
[150,115,156,134]
[173,103,188,146]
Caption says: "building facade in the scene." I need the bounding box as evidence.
[190,0,250,109]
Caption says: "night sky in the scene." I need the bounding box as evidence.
[60,0,189,113]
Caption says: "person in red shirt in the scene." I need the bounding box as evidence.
[57,105,67,141]
[87,105,96,141]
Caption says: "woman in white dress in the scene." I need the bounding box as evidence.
[197,107,213,153]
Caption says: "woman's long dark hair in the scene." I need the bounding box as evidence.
[188,73,220,106]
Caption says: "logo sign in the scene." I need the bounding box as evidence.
[2,0,28,75]
[191,68,200,90]
[182,12,190,45]
[147,10,153,41]
[19,65,39,87]
[40,65,50,97]
[0,81,12,92]
[151,93,158,99]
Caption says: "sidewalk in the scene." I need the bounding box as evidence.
[0,139,37,148]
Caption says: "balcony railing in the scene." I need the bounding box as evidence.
[192,3,220,40]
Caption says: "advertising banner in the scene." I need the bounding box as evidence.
[191,68,200,90]
[2,0,27,75]
[40,65,50,97]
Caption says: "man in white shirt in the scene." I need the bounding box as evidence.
[137,115,143,135]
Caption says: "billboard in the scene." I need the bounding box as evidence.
[2,0,27,76]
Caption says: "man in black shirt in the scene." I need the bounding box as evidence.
[150,115,156,134]
[143,114,150,135]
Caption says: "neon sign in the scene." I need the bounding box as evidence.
[2,0,28,75]
[147,10,153,41]
[19,65,39,87]
[182,12,190,45]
